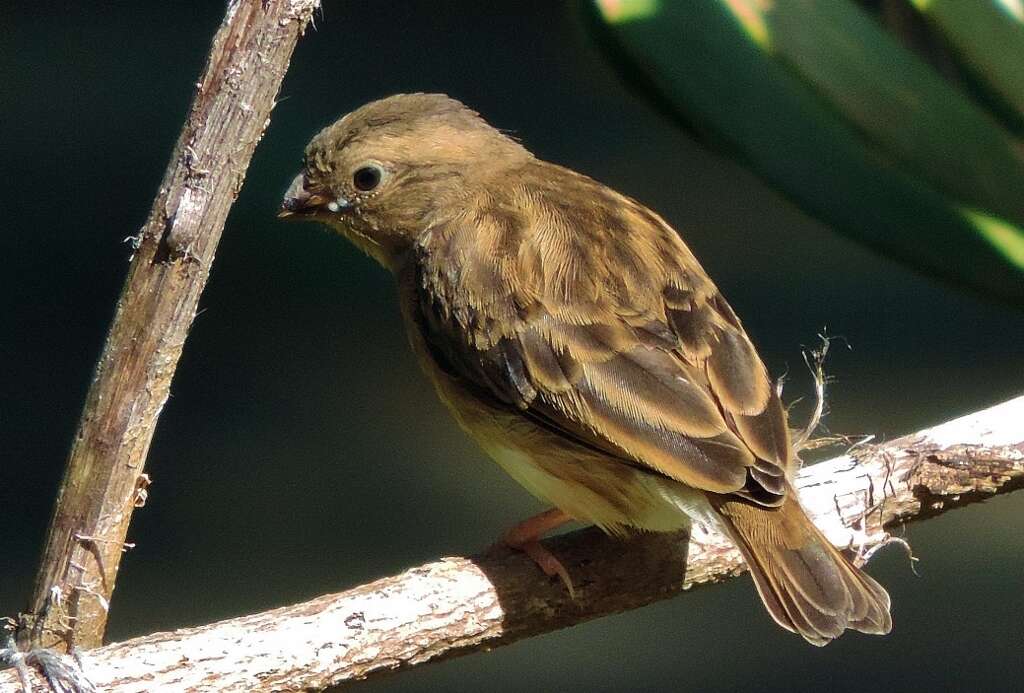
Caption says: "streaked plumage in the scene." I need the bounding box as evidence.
[279,93,892,645]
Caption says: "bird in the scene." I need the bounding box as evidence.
[278,93,892,646]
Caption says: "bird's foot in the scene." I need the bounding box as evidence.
[500,508,576,598]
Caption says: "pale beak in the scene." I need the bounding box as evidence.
[278,173,350,218]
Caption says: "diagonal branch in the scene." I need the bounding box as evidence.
[17,0,320,653]
[4,395,1022,691]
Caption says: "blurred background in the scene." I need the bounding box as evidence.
[2,1,1022,691]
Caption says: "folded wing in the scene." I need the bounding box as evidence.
[412,167,791,507]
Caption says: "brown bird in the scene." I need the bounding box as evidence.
[279,93,892,646]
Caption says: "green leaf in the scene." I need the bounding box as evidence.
[909,0,1024,129]
[586,0,1024,305]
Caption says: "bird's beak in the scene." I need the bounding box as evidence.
[278,173,350,219]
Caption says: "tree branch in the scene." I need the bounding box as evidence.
[4,395,1022,691]
[18,0,320,652]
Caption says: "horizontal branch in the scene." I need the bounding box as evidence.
[5,396,1022,691]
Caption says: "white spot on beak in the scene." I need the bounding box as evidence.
[327,195,352,211]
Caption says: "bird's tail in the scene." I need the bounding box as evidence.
[709,489,892,646]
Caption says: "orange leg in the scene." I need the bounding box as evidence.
[501,508,575,597]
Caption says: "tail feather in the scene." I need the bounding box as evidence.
[711,491,892,646]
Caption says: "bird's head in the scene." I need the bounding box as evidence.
[279,93,531,270]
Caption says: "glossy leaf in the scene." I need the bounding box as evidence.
[586,0,1024,305]
[910,0,1024,129]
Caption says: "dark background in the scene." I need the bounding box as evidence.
[2,2,1022,691]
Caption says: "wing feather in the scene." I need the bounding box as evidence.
[412,164,792,506]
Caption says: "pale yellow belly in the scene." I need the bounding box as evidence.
[480,437,716,536]
[399,285,718,536]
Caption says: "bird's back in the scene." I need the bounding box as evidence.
[407,159,792,506]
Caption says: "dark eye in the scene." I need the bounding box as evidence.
[353,165,382,192]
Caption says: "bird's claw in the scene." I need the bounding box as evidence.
[515,539,576,599]
[499,507,576,598]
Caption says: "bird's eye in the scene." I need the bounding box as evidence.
[353,165,383,192]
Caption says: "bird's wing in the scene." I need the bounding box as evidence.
[412,170,791,505]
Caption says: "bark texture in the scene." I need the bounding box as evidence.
[4,395,1022,691]
[20,0,320,652]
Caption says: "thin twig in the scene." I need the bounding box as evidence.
[794,332,848,450]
